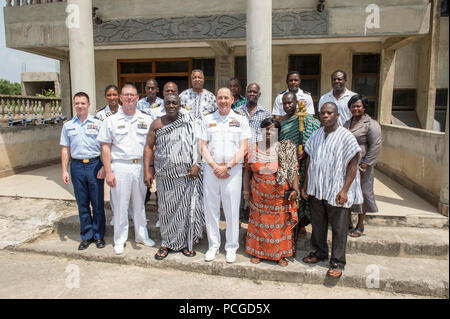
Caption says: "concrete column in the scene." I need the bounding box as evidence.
[247,0,272,111]
[416,0,440,130]
[209,41,234,90]
[67,0,96,114]
[59,58,72,119]
[377,47,397,124]
[439,95,449,216]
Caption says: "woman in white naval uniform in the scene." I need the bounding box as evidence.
[199,87,252,263]
[96,85,124,226]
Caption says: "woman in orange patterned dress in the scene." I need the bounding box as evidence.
[243,118,299,266]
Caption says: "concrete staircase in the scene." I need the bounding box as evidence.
[9,199,449,299]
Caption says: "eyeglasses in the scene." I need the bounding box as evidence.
[121,93,138,97]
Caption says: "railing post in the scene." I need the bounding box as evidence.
[0,98,4,127]
[39,101,44,125]
[5,1,12,7]
[21,98,26,126]
[8,99,13,127]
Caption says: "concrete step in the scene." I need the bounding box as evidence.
[54,206,449,260]
[12,232,449,298]
[362,212,448,229]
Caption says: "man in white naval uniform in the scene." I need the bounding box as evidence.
[272,71,315,117]
[318,70,357,126]
[199,87,252,263]
[97,84,156,255]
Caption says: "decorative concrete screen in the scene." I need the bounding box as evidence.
[93,10,328,43]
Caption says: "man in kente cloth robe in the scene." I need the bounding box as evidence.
[143,93,204,260]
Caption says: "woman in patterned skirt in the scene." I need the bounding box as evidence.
[243,118,299,267]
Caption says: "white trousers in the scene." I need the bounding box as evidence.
[110,161,150,246]
[203,163,242,253]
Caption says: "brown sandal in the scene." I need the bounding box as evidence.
[302,252,327,264]
[181,248,196,257]
[278,258,288,267]
[154,247,170,260]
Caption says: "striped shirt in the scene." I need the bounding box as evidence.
[304,126,363,208]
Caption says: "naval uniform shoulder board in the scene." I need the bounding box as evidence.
[203,110,214,116]
[279,90,286,95]
[234,110,245,117]
[150,103,160,109]
[96,106,106,113]
[304,90,312,95]
[140,109,152,116]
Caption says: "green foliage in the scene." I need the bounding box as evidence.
[0,79,21,96]
[35,89,56,97]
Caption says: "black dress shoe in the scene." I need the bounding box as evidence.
[78,239,94,250]
[95,239,106,249]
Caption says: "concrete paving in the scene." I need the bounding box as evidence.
[12,231,448,298]
[0,250,427,299]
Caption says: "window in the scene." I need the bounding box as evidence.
[441,0,449,17]
[234,56,247,92]
[392,89,416,110]
[435,88,448,132]
[289,55,321,108]
[352,54,380,118]
[117,58,215,98]
[435,88,448,109]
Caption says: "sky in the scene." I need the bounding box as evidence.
[0,0,59,83]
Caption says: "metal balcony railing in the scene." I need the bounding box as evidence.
[5,0,66,6]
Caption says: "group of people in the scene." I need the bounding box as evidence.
[60,68,381,279]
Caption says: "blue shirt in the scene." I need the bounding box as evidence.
[136,96,164,113]
[60,114,102,159]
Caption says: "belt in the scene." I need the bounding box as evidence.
[112,159,142,164]
[71,156,101,163]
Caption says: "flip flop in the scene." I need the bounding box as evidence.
[350,227,364,238]
[326,267,343,279]
[250,257,262,264]
[278,258,288,267]
[154,247,170,260]
[181,248,196,257]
